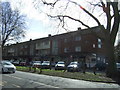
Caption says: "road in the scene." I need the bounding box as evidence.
[1,71,120,88]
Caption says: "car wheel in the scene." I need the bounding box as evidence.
[13,71,15,73]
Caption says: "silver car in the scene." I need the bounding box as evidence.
[55,61,65,70]
[33,61,42,67]
[67,61,81,72]
[1,61,16,73]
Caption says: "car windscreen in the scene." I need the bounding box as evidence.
[70,62,78,65]
[57,62,64,64]
[35,61,41,63]
[2,61,12,65]
[43,61,49,63]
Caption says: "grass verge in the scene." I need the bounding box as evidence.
[16,66,115,83]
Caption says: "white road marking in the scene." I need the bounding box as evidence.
[4,75,22,80]
[29,80,60,88]
[0,81,7,86]
[12,84,21,88]
[4,75,59,88]
[0,82,3,86]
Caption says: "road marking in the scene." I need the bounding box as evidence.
[4,75,22,80]
[12,84,21,88]
[29,81,60,88]
[11,76,22,80]
[0,81,7,86]
[0,82,3,86]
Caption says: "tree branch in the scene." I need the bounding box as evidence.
[40,0,101,27]
[68,0,101,26]
[87,1,102,7]
[41,0,60,7]
[47,14,90,28]
[106,1,112,32]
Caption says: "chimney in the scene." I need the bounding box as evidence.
[78,27,81,30]
[48,34,51,37]
[30,39,32,41]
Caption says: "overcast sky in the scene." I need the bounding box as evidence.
[1,0,120,45]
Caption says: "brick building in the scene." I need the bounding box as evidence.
[2,25,107,67]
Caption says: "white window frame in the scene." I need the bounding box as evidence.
[64,48,69,53]
[75,46,81,52]
[75,36,81,41]
[93,44,96,48]
[98,38,101,43]
[98,44,102,48]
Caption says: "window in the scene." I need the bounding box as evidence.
[98,38,102,48]
[93,44,95,48]
[75,46,81,52]
[98,44,102,48]
[64,48,69,53]
[98,38,101,43]
[64,38,67,43]
[21,46,23,49]
[98,38,102,44]
[25,45,28,48]
[44,41,49,45]
[75,36,81,41]
[97,57,100,61]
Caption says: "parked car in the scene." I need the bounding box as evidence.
[116,63,120,71]
[41,61,50,69]
[32,61,42,68]
[55,61,65,70]
[20,61,26,66]
[1,60,16,73]
[12,60,20,66]
[67,61,81,72]
[95,62,106,71]
[51,62,56,68]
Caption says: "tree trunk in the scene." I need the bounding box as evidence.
[105,33,117,77]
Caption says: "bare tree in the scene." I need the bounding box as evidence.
[0,2,26,47]
[33,0,120,77]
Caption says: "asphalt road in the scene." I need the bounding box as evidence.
[1,71,120,88]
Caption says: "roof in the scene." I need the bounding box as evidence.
[5,25,105,46]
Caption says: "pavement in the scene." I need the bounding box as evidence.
[2,71,120,88]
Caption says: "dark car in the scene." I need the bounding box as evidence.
[20,61,26,66]
[116,63,120,71]
[95,62,106,71]
[41,61,50,69]
[67,61,81,72]
[55,61,65,70]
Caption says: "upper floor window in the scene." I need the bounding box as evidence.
[97,57,101,61]
[98,38,102,43]
[98,44,102,48]
[21,45,24,49]
[44,41,49,45]
[25,45,28,48]
[75,46,81,52]
[64,38,68,43]
[75,36,81,41]
[93,44,96,48]
[64,47,69,53]
[98,38,102,48]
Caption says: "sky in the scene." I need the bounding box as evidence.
[1,0,120,45]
